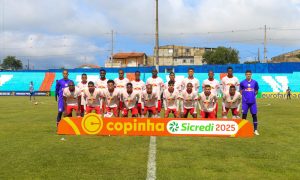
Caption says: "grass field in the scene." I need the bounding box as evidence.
[0,97,299,179]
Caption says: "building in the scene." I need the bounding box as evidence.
[272,49,300,63]
[105,52,147,67]
[152,45,215,66]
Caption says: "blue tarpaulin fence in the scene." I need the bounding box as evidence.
[2,62,300,73]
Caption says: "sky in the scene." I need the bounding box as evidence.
[0,0,299,69]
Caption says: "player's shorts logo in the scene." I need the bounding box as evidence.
[81,113,103,135]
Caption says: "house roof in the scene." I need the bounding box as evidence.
[78,64,101,69]
[113,52,145,59]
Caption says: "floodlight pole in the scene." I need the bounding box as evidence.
[155,0,159,70]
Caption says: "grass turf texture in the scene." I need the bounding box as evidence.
[0,97,299,179]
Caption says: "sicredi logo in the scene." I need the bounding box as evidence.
[167,120,238,135]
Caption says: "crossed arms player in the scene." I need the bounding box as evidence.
[63,81,81,117]
[121,83,139,117]
[141,84,158,118]
[198,85,218,118]
[222,85,242,119]
[180,83,198,118]
[163,81,180,118]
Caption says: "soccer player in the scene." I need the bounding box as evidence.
[55,69,72,126]
[114,69,129,114]
[96,69,108,93]
[240,70,260,135]
[96,69,108,111]
[63,81,81,117]
[114,69,129,93]
[198,85,218,118]
[164,72,182,93]
[163,81,180,118]
[77,73,88,117]
[121,83,139,117]
[181,68,200,92]
[29,81,35,101]
[141,84,158,118]
[286,87,291,100]
[221,67,240,94]
[131,71,145,116]
[102,80,120,117]
[146,68,164,117]
[83,81,102,115]
[202,70,220,117]
[222,86,242,119]
[180,83,198,118]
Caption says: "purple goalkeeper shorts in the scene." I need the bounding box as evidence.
[242,103,257,114]
[58,98,64,112]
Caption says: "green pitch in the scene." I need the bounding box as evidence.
[0,97,299,179]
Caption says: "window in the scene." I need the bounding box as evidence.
[183,59,186,63]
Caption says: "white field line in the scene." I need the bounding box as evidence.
[146,136,157,180]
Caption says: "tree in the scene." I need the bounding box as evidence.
[1,56,23,70]
[203,46,239,65]
[244,60,260,64]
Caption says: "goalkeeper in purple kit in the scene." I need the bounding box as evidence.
[240,70,260,136]
[55,69,72,127]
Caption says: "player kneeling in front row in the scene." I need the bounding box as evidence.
[141,84,158,118]
[180,83,198,118]
[198,85,217,118]
[163,81,180,118]
[103,80,120,117]
[121,83,139,117]
[222,85,241,119]
[63,81,81,117]
[83,81,102,115]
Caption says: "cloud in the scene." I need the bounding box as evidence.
[0,32,108,69]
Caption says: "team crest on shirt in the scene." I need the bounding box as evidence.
[88,98,95,103]
[186,96,192,102]
[248,84,251,87]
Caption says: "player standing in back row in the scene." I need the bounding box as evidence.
[146,68,164,117]
[221,67,240,94]
[181,68,200,92]
[77,73,88,117]
[202,70,220,117]
[164,72,182,93]
[114,69,129,115]
[131,71,145,116]
[240,70,260,136]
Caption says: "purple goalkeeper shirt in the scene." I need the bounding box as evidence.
[240,79,259,104]
[56,78,72,99]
